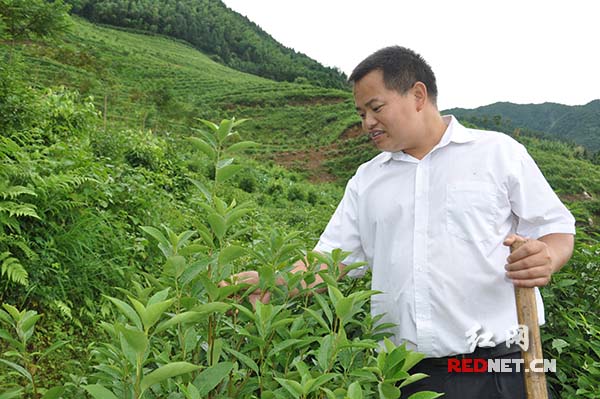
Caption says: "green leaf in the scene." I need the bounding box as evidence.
[218,245,246,266]
[0,387,23,399]
[195,362,234,396]
[231,118,249,127]
[147,288,171,306]
[141,362,201,392]
[216,119,233,142]
[164,255,187,278]
[217,158,234,169]
[211,338,223,365]
[347,381,363,399]
[400,350,426,373]
[83,385,119,399]
[0,358,32,383]
[184,382,201,399]
[193,302,232,315]
[118,326,148,355]
[555,278,577,288]
[207,214,226,240]
[225,207,252,226]
[38,340,68,361]
[334,296,354,325]
[318,271,338,287]
[144,298,175,331]
[327,286,343,307]
[320,387,337,399]
[198,275,219,300]
[189,178,212,202]
[274,378,303,398]
[179,244,208,256]
[2,304,20,321]
[304,308,330,331]
[406,392,444,399]
[552,338,570,354]
[196,118,219,132]
[314,293,334,324]
[224,141,257,154]
[306,373,336,393]
[216,164,242,184]
[224,347,259,374]
[156,311,206,334]
[19,312,41,339]
[127,297,148,330]
[267,339,305,359]
[0,329,21,350]
[140,226,170,249]
[377,381,400,399]
[40,386,65,399]
[383,347,408,379]
[317,334,334,372]
[188,137,216,160]
[399,373,429,388]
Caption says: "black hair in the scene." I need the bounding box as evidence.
[348,46,438,105]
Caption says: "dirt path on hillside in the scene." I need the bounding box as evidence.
[272,124,364,183]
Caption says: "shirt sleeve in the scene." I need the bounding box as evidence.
[509,145,576,239]
[314,174,367,267]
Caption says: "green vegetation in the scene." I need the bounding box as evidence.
[1,3,600,398]
[447,100,600,152]
[65,0,348,89]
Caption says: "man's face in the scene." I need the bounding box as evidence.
[353,69,421,154]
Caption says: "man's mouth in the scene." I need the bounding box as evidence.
[369,130,385,140]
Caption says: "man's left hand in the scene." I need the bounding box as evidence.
[503,234,555,288]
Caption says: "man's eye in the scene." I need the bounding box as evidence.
[358,113,366,119]
[373,105,383,112]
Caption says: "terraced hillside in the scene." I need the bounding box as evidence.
[7,17,600,208]
[12,17,366,180]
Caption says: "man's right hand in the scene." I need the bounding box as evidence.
[219,270,271,306]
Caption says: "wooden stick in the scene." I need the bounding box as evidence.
[511,239,549,399]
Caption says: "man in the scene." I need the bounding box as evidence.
[316,46,574,398]
[233,46,575,398]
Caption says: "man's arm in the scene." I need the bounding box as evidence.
[503,233,574,288]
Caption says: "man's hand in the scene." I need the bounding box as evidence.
[219,256,344,307]
[219,271,271,307]
[503,233,574,288]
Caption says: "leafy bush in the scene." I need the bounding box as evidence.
[78,118,439,399]
[542,241,600,398]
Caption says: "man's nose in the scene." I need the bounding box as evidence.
[363,113,378,130]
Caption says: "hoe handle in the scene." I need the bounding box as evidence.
[511,239,549,399]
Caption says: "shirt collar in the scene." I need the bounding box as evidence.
[381,115,477,163]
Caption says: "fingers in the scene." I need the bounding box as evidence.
[505,264,553,285]
[504,236,553,287]
[503,233,526,247]
[248,291,271,307]
[511,275,552,288]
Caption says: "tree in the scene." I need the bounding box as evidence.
[0,0,71,41]
[0,0,71,61]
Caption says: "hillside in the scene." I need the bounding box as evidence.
[2,8,600,397]
[445,100,600,152]
[7,16,600,224]
[64,0,348,89]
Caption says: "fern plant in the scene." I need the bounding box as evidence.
[0,137,39,289]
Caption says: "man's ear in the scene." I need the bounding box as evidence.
[412,81,428,111]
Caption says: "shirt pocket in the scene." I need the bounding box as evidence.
[446,182,500,242]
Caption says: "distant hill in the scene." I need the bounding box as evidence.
[445,100,600,152]
[64,0,348,89]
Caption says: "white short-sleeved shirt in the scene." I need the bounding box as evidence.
[315,115,575,358]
